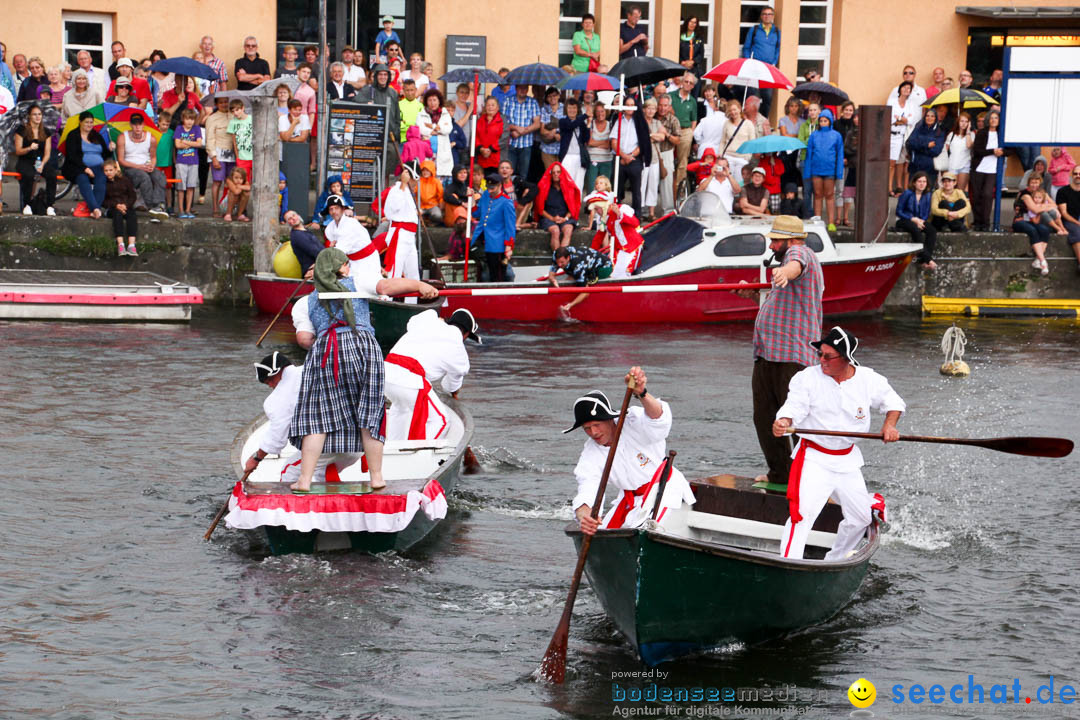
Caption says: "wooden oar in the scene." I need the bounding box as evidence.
[203,466,256,541]
[649,451,677,520]
[256,279,309,347]
[789,428,1073,458]
[539,380,635,684]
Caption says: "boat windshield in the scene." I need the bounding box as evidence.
[678,191,731,223]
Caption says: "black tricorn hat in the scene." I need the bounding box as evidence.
[254,351,292,383]
[563,390,619,433]
[810,326,860,366]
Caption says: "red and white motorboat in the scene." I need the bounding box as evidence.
[0,269,202,322]
[440,193,921,323]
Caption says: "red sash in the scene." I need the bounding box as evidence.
[346,243,379,261]
[375,221,418,275]
[605,458,669,529]
[320,320,349,384]
[386,352,446,440]
[786,438,853,525]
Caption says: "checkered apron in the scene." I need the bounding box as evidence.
[290,326,386,451]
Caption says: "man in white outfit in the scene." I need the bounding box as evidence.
[323,195,382,282]
[378,166,421,282]
[571,366,696,535]
[692,107,727,159]
[383,308,480,442]
[773,327,905,561]
[245,351,362,483]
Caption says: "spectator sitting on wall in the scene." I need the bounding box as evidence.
[311,174,355,227]
[1018,154,1052,194]
[16,56,46,104]
[107,41,125,80]
[116,113,167,216]
[399,124,434,173]
[958,69,974,89]
[235,36,271,91]
[1014,175,1056,276]
[896,171,937,270]
[498,159,539,230]
[1054,165,1080,271]
[536,161,581,251]
[443,165,480,227]
[279,98,311,146]
[416,159,444,224]
[740,5,780,115]
[929,172,970,232]
[200,37,230,92]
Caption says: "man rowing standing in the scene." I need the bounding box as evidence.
[384,308,481,441]
[569,366,695,535]
[377,165,421,281]
[323,195,383,281]
[772,327,904,561]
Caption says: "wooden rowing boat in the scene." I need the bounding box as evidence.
[227,397,473,555]
[566,475,879,666]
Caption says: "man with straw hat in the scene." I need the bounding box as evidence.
[741,215,823,489]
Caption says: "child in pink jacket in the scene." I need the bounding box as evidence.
[1049,147,1076,201]
[397,124,434,173]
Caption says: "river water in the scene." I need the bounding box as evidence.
[2,310,1078,720]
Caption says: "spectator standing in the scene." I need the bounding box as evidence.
[327,62,356,100]
[1013,175,1053,275]
[1054,166,1080,271]
[8,52,29,98]
[740,5,781,115]
[63,110,112,218]
[639,98,665,220]
[16,57,46,103]
[572,14,601,74]
[945,111,974,192]
[107,59,151,109]
[558,98,590,192]
[611,95,650,217]
[375,16,401,65]
[840,114,859,225]
[538,87,564,169]
[970,109,1002,231]
[116,113,168,216]
[503,84,541,179]
[886,66,927,108]
[160,76,204,129]
[200,36,228,93]
[668,73,699,195]
[888,82,917,195]
[350,50,368,90]
[474,172,516,281]
[475,96,503,171]
[451,83,474,151]
[402,53,430,95]
[235,37,271,91]
[585,102,614,195]
[693,93,727,157]
[744,95,771,137]
[802,108,842,229]
[655,95,683,212]
[958,69,974,89]
[358,65,400,165]
[0,43,15,97]
[303,46,323,83]
[719,99,756,175]
[491,68,515,108]
[906,107,945,188]
[417,88,454,181]
[679,17,706,88]
[929,172,970,232]
[397,79,422,140]
[227,99,254,180]
[205,95,234,216]
[13,104,57,214]
[107,42,125,80]
[173,109,204,218]
[926,67,946,100]
[982,69,1002,101]
[896,172,937,269]
[276,45,300,78]
[339,47,362,88]
[619,6,650,60]
[74,50,108,97]
[62,70,102,125]
[1049,148,1076,201]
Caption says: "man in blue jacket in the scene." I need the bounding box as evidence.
[474,173,516,282]
[740,6,781,116]
[803,109,844,231]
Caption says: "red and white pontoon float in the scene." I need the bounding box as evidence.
[0,269,203,322]
[440,192,922,323]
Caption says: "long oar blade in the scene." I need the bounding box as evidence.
[967,436,1073,458]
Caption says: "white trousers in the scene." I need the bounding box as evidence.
[562,153,586,196]
[384,379,451,442]
[657,149,675,211]
[612,248,640,279]
[278,452,364,483]
[641,161,659,208]
[780,454,873,561]
[389,231,420,280]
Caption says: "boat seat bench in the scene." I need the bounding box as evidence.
[684,510,837,550]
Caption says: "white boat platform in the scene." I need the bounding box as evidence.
[0,269,203,322]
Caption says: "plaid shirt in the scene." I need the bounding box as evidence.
[502,95,540,149]
[205,56,228,93]
[753,243,823,365]
[539,103,564,155]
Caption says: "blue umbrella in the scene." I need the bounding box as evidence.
[736,135,806,154]
[556,73,619,92]
[439,67,504,84]
[148,57,220,81]
[504,63,567,87]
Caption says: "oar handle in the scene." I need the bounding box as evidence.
[256,279,309,347]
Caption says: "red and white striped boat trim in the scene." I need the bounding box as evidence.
[224,479,448,533]
[704,58,794,90]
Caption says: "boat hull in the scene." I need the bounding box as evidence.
[442,254,914,323]
[0,269,202,322]
[247,273,444,354]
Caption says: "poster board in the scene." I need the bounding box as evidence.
[445,35,487,77]
[325,101,389,204]
[1002,46,1080,146]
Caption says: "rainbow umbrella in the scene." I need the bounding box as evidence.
[59,102,159,152]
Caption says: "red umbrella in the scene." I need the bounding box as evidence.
[704,58,794,90]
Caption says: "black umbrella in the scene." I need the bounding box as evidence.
[439,67,504,85]
[0,100,62,154]
[608,56,686,86]
[791,81,849,107]
[504,63,567,87]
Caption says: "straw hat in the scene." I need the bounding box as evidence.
[766,215,808,240]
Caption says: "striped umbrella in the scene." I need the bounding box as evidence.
[556,72,619,92]
[504,63,568,87]
[704,58,794,90]
[58,102,159,152]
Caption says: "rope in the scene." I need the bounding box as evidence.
[941,324,967,366]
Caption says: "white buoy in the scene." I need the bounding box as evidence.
[940,324,970,376]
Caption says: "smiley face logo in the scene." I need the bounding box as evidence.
[848,678,876,708]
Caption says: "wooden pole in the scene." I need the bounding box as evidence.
[250,94,281,273]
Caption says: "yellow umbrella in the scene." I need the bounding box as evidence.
[923,87,998,110]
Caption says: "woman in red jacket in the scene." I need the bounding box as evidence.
[475,96,503,171]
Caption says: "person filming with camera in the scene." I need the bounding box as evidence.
[696,156,740,213]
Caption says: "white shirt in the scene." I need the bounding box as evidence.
[324,215,382,290]
[946,131,972,174]
[693,111,727,157]
[776,364,906,472]
[291,295,315,336]
[344,64,366,86]
[615,115,638,156]
[278,113,311,138]
[702,175,736,213]
[384,184,419,223]
[260,365,303,455]
[976,132,999,174]
[385,309,470,393]
[886,82,927,109]
[888,97,919,136]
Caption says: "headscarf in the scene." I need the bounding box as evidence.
[313,247,355,328]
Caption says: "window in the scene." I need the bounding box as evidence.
[797,0,833,81]
[619,0,654,57]
[739,1,772,47]
[713,234,766,257]
[680,0,714,70]
[804,232,825,252]
[62,11,112,69]
[559,0,595,68]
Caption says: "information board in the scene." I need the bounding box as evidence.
[325,101,388,204]
[445,35,486,76]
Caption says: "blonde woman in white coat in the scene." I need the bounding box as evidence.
[417,88,454,181]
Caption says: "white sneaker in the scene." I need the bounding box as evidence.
[1040,259,1050,276]
[1032,258,1043,270]
[22,205,32,215]
[46,207,56,216]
